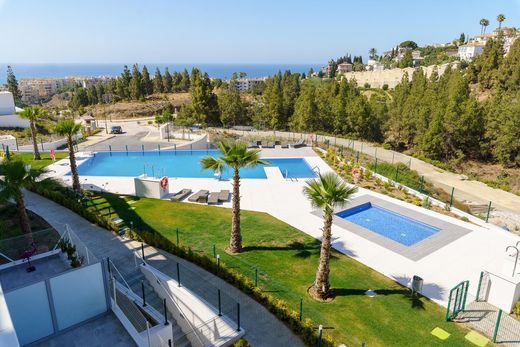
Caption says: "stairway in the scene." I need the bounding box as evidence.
[125,267,192,347]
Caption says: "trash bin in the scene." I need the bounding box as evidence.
[412,275,423,294]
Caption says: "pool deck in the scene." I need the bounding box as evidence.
[45,147,520,308]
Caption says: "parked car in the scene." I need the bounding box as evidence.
[110,125,123,134]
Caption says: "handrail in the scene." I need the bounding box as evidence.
[109,259,133,293]
[134,248,206,347]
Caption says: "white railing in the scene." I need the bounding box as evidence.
[134,249,206,347]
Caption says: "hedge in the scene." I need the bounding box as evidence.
[29,182,335,347]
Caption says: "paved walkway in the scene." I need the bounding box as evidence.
[24,190,305,347]
[218,128,520,214]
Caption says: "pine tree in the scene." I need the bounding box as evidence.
[141,65,153,96]
[218,88,245,127]
[163,67,173,92]
[290,81,317,132]
[129,64,143,100]
[153,67,164,93]
[180,69,190,92]
[189,70,218,125]
[262,74,284,129]
[6,66,21,103]
[119,65,132,99]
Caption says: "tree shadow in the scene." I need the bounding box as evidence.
[333,285,426,310]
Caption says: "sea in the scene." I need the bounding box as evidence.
[0,63,321,83]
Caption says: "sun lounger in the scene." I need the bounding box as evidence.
[291,138,306,148]
[207,192,219,205]
[171,188,192,201]
[256,141,263,147]
[188,190,209,203]
[111,217,124,225]
[218,190,230,202]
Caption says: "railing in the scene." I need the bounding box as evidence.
[134,249,206,347]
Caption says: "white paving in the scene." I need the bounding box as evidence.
[46,149,520,308]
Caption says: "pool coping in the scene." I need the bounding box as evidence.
[312,195,473,261]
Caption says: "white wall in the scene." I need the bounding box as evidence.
[484,271,520,312]
[0,92,16,115]
[0,114,30,128]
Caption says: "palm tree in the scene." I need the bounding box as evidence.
[497,14,505,30]
[17,106,47,160]
[303,173,357,300]
[55,118,83,191]
[480,18,489,34]
[0,158,41,235]
[200,141,269,253]
[368,48,377,60]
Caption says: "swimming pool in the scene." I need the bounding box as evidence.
[72,150,317,179]
[336,202,440,246]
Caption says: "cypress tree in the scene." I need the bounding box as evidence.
[153,67,164,93]
[141,65,153,95]
[129,64,143,100]
[6,66,21,103]
[163,67,173,93]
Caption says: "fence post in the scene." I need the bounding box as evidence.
[213,244,216,258]
[299,298,303,321]
[476,271,484,302]
[485,201,492,222]
[141,144,144,154]
[163,298,169,325]
[392,152,395,164]
[176,263,181,287]
[356,151,360,163]
[176,228,179,246]
[419,176,424,193]
[125,144,128,154]
[141,243,145,261]
[374,147,377,159]
[15,138,19,151]
[236,303,241,331]
[217,289,222,316]
[374,158,378,173]
[141,281,147,307]
[492,309,502,343]
[395,166,399,181]
[107,257,111,275]
[158,144,160,153]
[408,158,412,169]
[450,187,455,207]
[254,268,258,287]
[216,255,220,274]
[109,145,112,156]
[360,142,363,153]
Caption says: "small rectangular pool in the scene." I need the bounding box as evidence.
[336,202,440,246]
[72,150,317,179]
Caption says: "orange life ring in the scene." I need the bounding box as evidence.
[160,176,168,190]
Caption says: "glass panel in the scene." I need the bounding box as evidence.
[50,263,107,330]
[5,281,54,345]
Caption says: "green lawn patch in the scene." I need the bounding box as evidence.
[10,151,68,170]
[93,193,474,346]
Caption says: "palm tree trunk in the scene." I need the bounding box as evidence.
[313,211,333,299]
[229,167,242,253]
[16,193,32,236]
[30,120,41,160]
[68,135,80,191]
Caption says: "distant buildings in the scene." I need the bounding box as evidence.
[228,77,266,91]
[0,91,29,128]
[336,63,353,74]
[459,26,519,61]
[19,76,113,103]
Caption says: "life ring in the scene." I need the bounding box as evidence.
[160,176,168,190]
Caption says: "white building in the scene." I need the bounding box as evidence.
[337,63,353,73]
[229,78,266,91]
[458,43,485,61]
[0,92,29,128]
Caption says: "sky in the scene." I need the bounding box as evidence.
[0,0,519,64]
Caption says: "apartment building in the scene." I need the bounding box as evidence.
[229,77,266,91]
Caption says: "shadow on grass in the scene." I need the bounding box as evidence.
[333,287,426,310]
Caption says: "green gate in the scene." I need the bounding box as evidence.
[445,280,469,321]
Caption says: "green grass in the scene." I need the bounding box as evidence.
[94,193,472,346]
[9,151,68,170]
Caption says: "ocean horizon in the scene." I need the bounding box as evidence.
[0,63,321,83]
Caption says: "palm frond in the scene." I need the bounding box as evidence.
[303,172,357,212]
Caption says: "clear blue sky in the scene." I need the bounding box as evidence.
[0,0,518,64]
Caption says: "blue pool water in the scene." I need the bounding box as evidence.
[336,203,440,246]
[72,150,317,179]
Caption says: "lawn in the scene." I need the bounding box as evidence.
[9,151,68,170]
[93,193,473,346]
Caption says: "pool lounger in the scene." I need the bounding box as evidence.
[207,192,220,205]
[218,190,230,202]
[291,139,306,148]
[188,190,209,203]
[171,189,192,201]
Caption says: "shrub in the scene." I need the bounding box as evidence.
[422,196,431,209]
[382,84,389,90]
[514,301,520,317]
